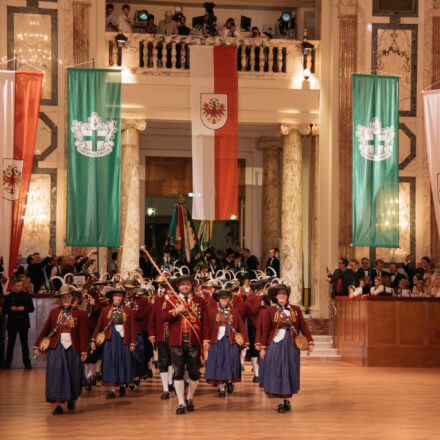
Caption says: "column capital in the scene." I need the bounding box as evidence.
[121,119,147,133]
[278,123,319,137]
[257,137,283,150]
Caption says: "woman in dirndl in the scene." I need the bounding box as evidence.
[258,284,314,413]
[204,289,249,397]
[91,287,136,399]
[34,286,88,415]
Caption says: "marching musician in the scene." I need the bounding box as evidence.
[33,286,88,415]
[148,277,175,399]
[162,274,210,414]
[204,289,249,397]
[136,287,154,379]
[257,284,314,413]
[91,287,136,399]
[123,279,149,389]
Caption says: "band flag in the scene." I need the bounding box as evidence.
[190,46,238,221]
[0,71,43,282]
[352,74,399,248]
[66,68,121,246]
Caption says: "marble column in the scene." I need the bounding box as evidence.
[120,119,146,274]
[258,138,282,269]
[73,1,92,65]
[280,124,303,305]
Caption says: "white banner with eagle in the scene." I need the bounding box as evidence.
[190,46,238,221]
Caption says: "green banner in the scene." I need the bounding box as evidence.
[66,68,121,246]
[352,74,399,248]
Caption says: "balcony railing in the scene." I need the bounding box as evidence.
[106,33,319,79]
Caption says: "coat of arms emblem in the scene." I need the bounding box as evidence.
[71,112,118,158]
[200,94,228,130]
[355,117,395,162]
[2,159,23,201]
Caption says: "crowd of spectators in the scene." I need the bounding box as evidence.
[105,3,273,39]
[326,256,440,298]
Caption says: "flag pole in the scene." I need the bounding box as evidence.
[369,247,373,295]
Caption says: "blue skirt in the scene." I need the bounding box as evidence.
[262,330,300,398]
[46,342,82,403]
[258,355,265,385]
[204,333,241,384]
[133,333,146,377]
[102,327,134,386]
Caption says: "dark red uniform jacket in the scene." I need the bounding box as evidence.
[91,305,136,346]
[244,294,263,328]
[125,295,149,335]
[161,295,209,347]
[85,289,102,329]
[34,307,89,354]
[148,295,168,342]
[206,305,249,346]
[255,306,269,346]
[259,304,313,348]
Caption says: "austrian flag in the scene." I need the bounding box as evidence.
[190,46,238,220]
[0,71,43,282]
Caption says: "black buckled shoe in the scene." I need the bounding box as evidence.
[52,405,63,415]
[226,382,234,394]
[252,376,259,383]
[105,391,116,399]
[134,378,141,386]
[284,400,291,411]
[218,390,226,398]
[129,384,135,391]
[185,399,195,412]
[85,378,92,391]
[277,404,286,413]
[168,383,175,394]
[176,404,186,415]
[119,386,126,397]
[92,375,97,386]
[161,391,170,400]
[67,400,75,410]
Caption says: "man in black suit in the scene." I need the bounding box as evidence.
[266,247,280,277]
[371,259,389,279]
[26,249,52,292]
[349,258,365,287]
[389,262,405,291]
[327,258,354,297]
[3,278,35,369]
[222,248,235,271]
[242,248,258,274]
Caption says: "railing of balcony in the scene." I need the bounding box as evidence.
[106,33,319,79]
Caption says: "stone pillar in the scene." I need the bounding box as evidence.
[73,1,91,65]
[280,124,303,305]
[120,119,146,274]
[258,137,282,270]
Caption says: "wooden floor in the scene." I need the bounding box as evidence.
[1,360,439,440]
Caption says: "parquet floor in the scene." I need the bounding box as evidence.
[0,360,439,440]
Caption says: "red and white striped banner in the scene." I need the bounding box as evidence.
[190,46,238,220]
[0,71,43,283]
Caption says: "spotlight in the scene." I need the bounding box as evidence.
[281,12,291,22]
[115,33,128,47]
[303,68,311,80]
[138,10,148,21]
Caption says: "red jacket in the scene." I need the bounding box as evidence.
[255,306,269,346]
[148,295,169,342]
[91,305,136,346]
[206,305,249,346]
[259,304,313,348]
[232,294,246,319]
[161,295,209,347]
[244,294,263,327]
[34,307,89,354]
[85,289,102,329]
[202,290,217,309]
[125,295,149,335]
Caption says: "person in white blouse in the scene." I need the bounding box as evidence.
[118,4,133,33]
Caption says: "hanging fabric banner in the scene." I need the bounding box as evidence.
[66,68,121,246]
[422,89,440,240]
[352,74,400,248]
[190,46,238,221]
[0,71,43,282]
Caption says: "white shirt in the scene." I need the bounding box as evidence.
[106,14,117,32]
[61,333,72,350]
[118,14,132,33]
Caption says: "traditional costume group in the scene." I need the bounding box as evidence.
[33,267,313,415]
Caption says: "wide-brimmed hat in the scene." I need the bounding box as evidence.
[250,278,266,289]
[171,274,195,287]
[123,279,141,289]
[213,289,233,302]
[105,287,126,300]
[154,275,170,286]
[268,284,291,301]
[55,285,74,297]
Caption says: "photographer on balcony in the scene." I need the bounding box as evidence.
[117,4,133,33]
[158,10,178,35]
[222,18,240,37]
